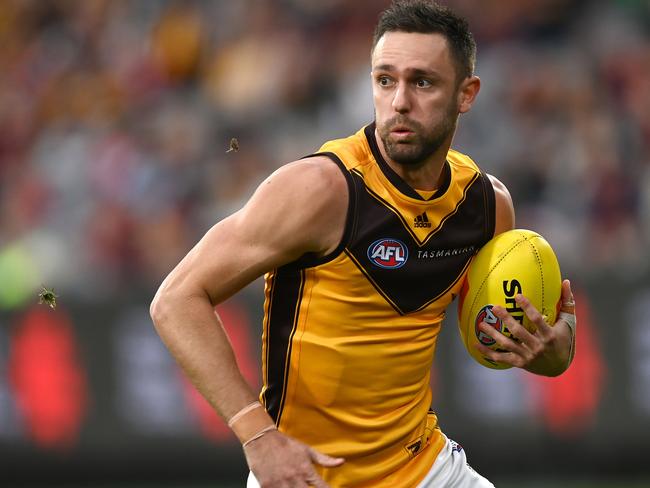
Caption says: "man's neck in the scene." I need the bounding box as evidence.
[374,128,452,192]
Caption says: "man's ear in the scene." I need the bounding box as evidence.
[458,75,481,114]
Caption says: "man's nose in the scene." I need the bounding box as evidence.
[391,83,411,113]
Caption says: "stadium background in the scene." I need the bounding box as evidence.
[0,0,649,486]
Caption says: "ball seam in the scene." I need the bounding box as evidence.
[524,236,545,321]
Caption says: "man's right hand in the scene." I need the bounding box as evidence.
[243,430,345,488]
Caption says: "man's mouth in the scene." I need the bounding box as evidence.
[390,126,415,139]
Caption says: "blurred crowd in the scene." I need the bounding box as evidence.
[0,0,649,308]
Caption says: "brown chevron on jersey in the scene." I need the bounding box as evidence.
[354,170,480,246]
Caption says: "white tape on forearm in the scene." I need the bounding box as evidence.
[227,401,262,427]
[558,312,576,336]
[558,311,576,365]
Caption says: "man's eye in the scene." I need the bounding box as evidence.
[378,76,392,86]
[416,79,432,88]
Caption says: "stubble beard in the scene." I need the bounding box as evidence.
[378,104,459,167]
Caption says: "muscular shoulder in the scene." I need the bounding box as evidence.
[267,156,347,204]
[238,155,349,258]
[155,156,349,305]
[487,174,515,236]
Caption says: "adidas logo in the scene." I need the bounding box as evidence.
[414,212,431,228]
[406,439,422,456]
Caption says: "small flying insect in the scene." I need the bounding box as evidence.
[38,286,59,309]
[226,138,240,153]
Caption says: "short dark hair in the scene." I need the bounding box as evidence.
[372,0,476,81]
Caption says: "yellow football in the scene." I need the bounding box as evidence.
[457,229,562,369]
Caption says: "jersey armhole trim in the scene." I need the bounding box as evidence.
[291,151,356,269]
[480,170,496,242]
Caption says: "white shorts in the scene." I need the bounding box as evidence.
[246,435,494,488]
[416,435,494,488]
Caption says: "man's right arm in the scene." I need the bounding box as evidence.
[150,156,348,487]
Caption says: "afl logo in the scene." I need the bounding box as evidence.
[474,305,502,346]
[367,238,408,269]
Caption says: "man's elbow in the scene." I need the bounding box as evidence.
[150,286,172,332]
[150,279,210,331]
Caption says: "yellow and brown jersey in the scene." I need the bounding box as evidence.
[259,123,495,487]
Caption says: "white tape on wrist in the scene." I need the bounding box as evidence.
[242,425,277,448]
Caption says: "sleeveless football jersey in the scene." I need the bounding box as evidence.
[259,123,495,487]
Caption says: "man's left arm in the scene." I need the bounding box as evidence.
[474,174,576,377]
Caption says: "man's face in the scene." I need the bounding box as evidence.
[371,31,461,167]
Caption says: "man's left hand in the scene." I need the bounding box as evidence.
[476,280,575,376]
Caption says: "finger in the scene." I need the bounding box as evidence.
[475,343,524,369]
[559,279,575,314]
[308,447,345,467]
[289,466,317,488]
[305,471,330,488]
[288,480,309,488]
[514,294,553,338]
[477,320,528,355]
[490,306,537,347]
